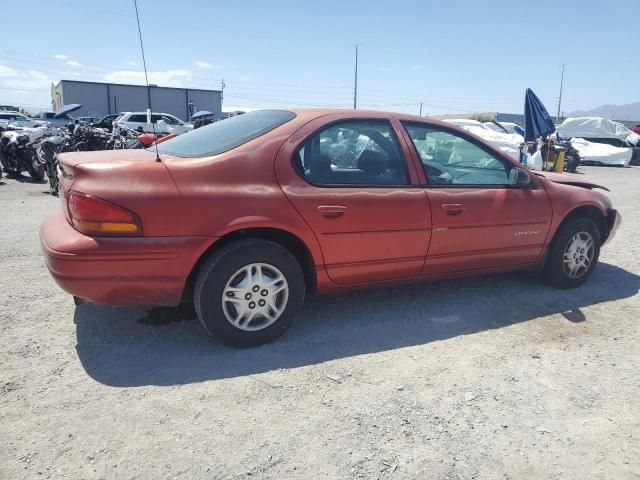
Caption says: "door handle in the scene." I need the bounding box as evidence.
[442,203,465,215]
[317,205,347,218]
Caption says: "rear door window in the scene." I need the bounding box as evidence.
[128,114,148,123]
[294,120,409,186]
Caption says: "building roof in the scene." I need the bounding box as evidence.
[53,79,221,94]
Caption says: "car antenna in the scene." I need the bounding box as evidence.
[133,0,161,163]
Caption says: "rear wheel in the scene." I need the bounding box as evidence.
[543,218,601,288]
[194,239,305,347]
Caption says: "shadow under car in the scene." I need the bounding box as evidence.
[74,262,639,387]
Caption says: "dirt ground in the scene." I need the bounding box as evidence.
[1,165,639,480]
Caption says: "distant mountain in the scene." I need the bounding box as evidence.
[568,102,640,122]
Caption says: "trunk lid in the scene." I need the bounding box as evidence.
[57,149,159,201]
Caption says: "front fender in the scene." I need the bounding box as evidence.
[543,178,612,244]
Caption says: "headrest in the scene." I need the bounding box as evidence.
[310,154,332,178]
[357,150,388,174]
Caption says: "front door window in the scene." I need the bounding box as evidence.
[403,123,511,186]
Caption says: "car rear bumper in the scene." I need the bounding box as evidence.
[40,207,214,306]
[604,209,621,245]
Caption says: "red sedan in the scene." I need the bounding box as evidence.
[41,109,620,347]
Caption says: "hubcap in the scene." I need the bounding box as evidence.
[222,263,289,331]
[562,231,595,279]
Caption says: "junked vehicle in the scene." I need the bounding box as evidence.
[91,114,121,132]
[41,109,620,347]
[0,129,45,181]
[33,130,72,194]
[483,121,522,135]
[78,116,100,124]
[557,116,640,165]
[444,118,524,162]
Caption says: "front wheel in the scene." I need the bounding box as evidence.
[194,239,305,347]
[543,218,601,289]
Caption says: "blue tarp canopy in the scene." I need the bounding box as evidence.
[191,110,215,120]
[523,88,555,142]
[54,104,82,119]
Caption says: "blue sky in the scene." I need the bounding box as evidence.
[1,0,638,115]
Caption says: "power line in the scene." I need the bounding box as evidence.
[0,52,533,108]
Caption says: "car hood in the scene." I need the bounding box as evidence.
[535,171,609,191]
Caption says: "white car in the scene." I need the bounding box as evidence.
[444,118,524,162]
[0,111,43,128]
[483,121,522,135]
[443,118,492,130]
[114,112,193,134]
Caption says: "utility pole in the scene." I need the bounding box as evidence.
[353,44,360,109]
[419,102,423,116]
[556,64,565,121]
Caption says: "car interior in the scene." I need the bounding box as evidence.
[294,123,409,186]
[406,126,511,186]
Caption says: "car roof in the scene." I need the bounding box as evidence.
[122,111,176,116]
[286,108,457,130]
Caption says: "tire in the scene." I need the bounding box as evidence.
[194,239,305,347]
[542,218,601,289]
[564,154,579,173]
[28,164,45,182]
[48,174,59,195]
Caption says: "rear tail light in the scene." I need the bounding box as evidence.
[67,192,142,236]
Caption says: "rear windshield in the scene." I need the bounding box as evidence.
[154,110,295,158]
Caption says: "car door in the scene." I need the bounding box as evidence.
[401,122,552,275]
[277,117,431,285]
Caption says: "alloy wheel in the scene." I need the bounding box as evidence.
[562,231,594,279]
[221,263,289,331]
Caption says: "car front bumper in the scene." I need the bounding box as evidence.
[604,209,621,245]
[40,207,214,306]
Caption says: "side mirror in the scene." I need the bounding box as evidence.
[509,167,531,186]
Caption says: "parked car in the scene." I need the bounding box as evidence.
[0,111,44,128]
[90,114,121,132]
[114,112,193,134]
[40,109,620,347]
[36,111,73,128]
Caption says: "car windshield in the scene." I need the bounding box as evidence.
[154,110,295,158]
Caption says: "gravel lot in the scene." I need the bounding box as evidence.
[1,166,639,480]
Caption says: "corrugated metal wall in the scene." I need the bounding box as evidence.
[53,81,222,121]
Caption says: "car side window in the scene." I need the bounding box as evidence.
[403,123,511,186]
[294,120,409,186]
[128,114,147,123]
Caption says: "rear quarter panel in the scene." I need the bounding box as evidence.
[65,152,184,236]
[162,122,326,266]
